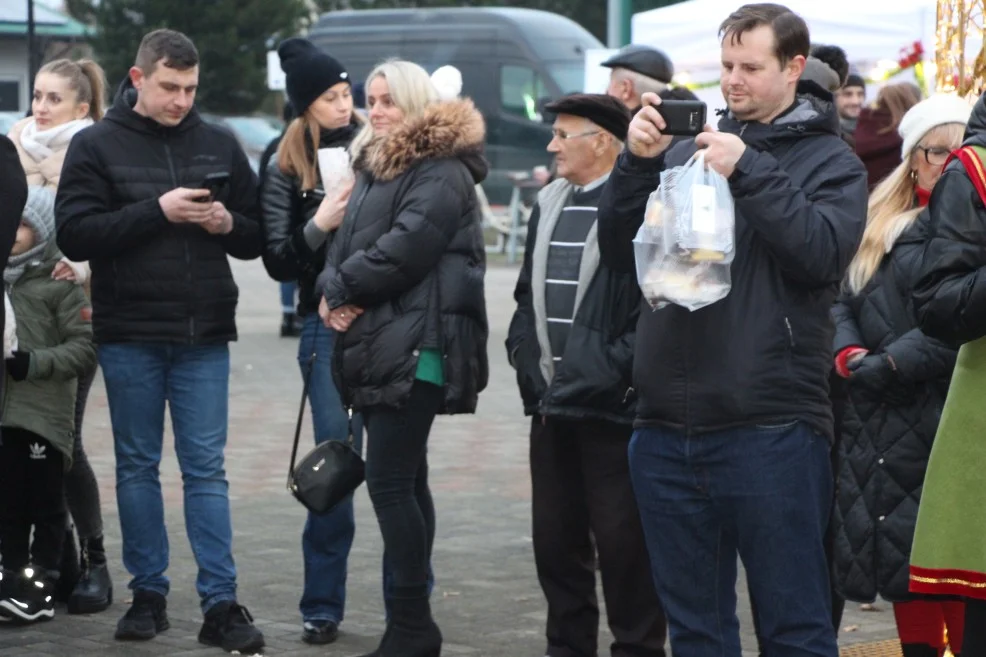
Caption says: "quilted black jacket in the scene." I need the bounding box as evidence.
[318,99,489,413]
[831,209,956,602]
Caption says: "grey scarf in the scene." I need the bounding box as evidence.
[4,243,46,286]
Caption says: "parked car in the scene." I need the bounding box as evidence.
[201,114,284,173]
[307,7,602,204]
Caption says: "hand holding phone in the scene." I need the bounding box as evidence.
[196,171,231,203]
[627,92,675,159]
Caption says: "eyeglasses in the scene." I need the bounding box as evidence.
[916,145,952,166]
[552,129,600,140]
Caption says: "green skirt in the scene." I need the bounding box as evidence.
[910,336,986,599]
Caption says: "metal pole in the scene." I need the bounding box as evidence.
[27,0,36,97]
[607,0,621,48]
[622,0,633,45]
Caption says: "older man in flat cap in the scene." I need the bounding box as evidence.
[603,44,675,112]
[506,93,667,657]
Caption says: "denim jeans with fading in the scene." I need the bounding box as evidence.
[99,343,237,613]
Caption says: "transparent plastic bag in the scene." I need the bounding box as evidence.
[633,152,736,311]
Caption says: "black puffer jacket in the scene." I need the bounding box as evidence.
[55,78,261,344]
[506,198,639,424]
[260,122,359,317]
[318,99,489,413]
[597,82,868,438]
[914,93,986,345]
[832,209,956,602]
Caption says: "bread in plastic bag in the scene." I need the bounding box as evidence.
[633,152,736,311]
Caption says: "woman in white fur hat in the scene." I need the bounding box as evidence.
[830,93,973,657]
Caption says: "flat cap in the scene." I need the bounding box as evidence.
[546,93,632,141]
[601,44,674,84]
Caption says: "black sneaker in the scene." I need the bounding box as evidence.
[0,567,54,624]
[115,589,169,640]
[302,619,339,645]
[199,601,265,654]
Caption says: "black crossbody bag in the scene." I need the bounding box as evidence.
[287,323,365,515]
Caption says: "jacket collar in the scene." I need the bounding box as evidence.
[104,75,202,136]
[355,99,487,182]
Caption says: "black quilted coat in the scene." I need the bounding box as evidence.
[318,99,489,413]
[831,209,956,602]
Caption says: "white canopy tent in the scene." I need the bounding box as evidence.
[629,0,938,111]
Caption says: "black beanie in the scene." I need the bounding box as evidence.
[278,38,350,115]
[845,73,866,91]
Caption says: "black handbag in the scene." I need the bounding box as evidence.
[287,341,365,515]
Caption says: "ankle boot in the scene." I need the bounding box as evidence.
[901,645,940,657]
[68,535,112,614]
[376,597,442,657]
[56,527,80,603]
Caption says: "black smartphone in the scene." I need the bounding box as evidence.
[196,171,230,203]
[656,100,707,136]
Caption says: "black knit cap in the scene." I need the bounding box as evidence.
[545,93,632,141]
[845,73,866,91]
[278,37,350,114]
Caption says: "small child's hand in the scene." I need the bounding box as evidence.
[5,351,30,381]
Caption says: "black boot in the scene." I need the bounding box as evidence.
[280,313,302,337]
[901,644,940,657]
[366,597,441,657]
[68,535,112,614]
[56,526,80,603]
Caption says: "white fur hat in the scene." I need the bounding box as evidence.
[430,65,462,101]
[899,93,973,159]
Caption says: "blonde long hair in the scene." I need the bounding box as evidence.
[37,58,107,121]
[277,110,364,191]
[349,59,439,163]
[845,122,966,295]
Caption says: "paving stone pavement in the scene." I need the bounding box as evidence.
[0,259,898,656]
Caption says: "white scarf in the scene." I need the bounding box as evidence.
[18,118,92,163]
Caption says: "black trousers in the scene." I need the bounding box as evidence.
[0,428,66,574]
[964,598,986,657]
[531,416,667,657]
[363,381,443,599]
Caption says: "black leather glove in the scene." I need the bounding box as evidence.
[5,350,30,381]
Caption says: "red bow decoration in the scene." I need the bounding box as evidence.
[897,41,924,69]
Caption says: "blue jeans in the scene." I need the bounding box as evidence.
[281,281,297,314]
[297,314,365,624]
[629,422,837,657]
[99,343,236,613]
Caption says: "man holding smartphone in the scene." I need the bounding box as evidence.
[55,29,264,655]
[597,4,867,657]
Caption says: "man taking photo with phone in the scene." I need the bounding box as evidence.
[597,4,867,656]
[55,29,264,655]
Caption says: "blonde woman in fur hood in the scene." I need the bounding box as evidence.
[316,59,488,657]
[6,57,113,615]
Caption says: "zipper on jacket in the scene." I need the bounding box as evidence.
[623,386,634,404]
[784,316,795,348]
[164,141,195,342]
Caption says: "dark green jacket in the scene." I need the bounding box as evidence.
[3,241,95,467]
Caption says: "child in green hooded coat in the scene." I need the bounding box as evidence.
[0,185,95,624]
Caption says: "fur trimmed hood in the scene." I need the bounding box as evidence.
[356,99,487,183]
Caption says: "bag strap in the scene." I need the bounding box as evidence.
[287,316,357,489]
[948,145,986,206]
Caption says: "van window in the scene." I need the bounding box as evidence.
[500,65,546,122]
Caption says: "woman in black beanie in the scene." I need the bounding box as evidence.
[258,36,365,646]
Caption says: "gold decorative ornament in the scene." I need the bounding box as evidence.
[936,0,986,96]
